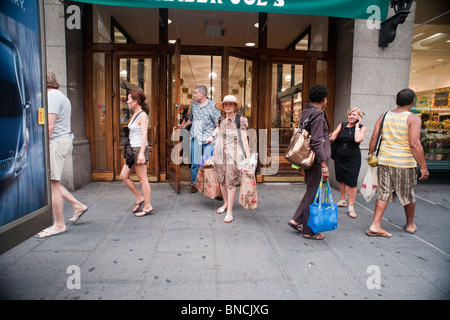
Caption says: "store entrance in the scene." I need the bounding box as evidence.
[113,53,159,182]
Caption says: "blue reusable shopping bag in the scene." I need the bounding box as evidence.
[308,180,338,233]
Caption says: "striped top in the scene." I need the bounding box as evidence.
[378,111,416,168]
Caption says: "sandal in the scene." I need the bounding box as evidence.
[337,200,347,207]
[288,221,303,232]
[365,229,392,237]
[216,206,227,214]
[132,201,145,213]
[224,215,233,223]
[303,233,324,240]
[135,208,153,217]
[69,207,89,223]
[348,205,357,218]
[35,228,67,239]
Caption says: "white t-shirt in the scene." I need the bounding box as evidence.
[48,89,71,140]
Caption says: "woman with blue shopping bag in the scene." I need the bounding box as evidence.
[288,85,331,240]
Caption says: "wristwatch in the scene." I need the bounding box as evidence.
[321,167,328,172]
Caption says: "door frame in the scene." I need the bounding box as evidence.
[166,40,182,193]
[260,56,310,182]
[223,47,259,129]
[112,51,159,181]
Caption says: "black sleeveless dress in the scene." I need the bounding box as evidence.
[334,124,363,187]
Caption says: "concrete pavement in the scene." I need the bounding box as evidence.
[0,180,449,300]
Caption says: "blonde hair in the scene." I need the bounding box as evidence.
[346,107,363,120]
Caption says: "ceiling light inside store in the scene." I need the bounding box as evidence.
[245,42,256,47]
[168,40,176,44]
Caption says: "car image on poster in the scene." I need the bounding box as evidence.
[0,30,31,183]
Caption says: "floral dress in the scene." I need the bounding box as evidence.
[213,114,248,189]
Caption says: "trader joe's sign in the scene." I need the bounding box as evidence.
[73,0,390,20]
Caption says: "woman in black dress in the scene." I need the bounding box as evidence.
[329,108,366,218]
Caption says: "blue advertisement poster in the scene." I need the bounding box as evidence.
[0,0,49,228]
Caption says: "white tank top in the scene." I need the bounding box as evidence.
[128,111,148,147]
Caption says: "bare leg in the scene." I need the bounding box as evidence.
[404,202,417,234]
[339,182,347,202]
[368,198,389,233]
[59,185,88,221]
[226,186,236,218]
[134,164,153,216]
[120,164,144,205]
[219,184,228,211]
[347,186,357,218]
[36,180,67,237]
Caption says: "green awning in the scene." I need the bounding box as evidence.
[72,0,390,21]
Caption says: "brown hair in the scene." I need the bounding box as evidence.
[47,69,60,89]
[129,89,149,114]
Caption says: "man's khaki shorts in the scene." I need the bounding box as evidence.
[50,137,73,181]
[377,165,417,206]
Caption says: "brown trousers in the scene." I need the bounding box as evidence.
[292,161,322,237]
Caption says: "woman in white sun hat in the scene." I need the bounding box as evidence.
[206,95,250,223]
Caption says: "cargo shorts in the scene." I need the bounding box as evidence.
[377,164,417,206]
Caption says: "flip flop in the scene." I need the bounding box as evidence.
[132,201,145,213]
[69,207,89,223]
[224,215,233,223]
[365,229,392,237]
[135,208,153,217]
[303,233,324,240]
[35,229,67,239]
[288,222,303,232]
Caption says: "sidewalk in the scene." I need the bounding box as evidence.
[0,181,449,300]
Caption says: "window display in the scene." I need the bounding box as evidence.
[414,87,450,161]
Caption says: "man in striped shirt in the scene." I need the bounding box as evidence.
[366,88,429,237]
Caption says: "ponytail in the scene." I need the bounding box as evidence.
[129,89,149,114]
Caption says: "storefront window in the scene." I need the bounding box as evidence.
[410,22,450,163]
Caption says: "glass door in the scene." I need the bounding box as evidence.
[270,62,305,178]
[114,54,158,181]
[225,48,257,129]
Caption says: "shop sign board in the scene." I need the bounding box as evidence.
[73,0,390,20]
